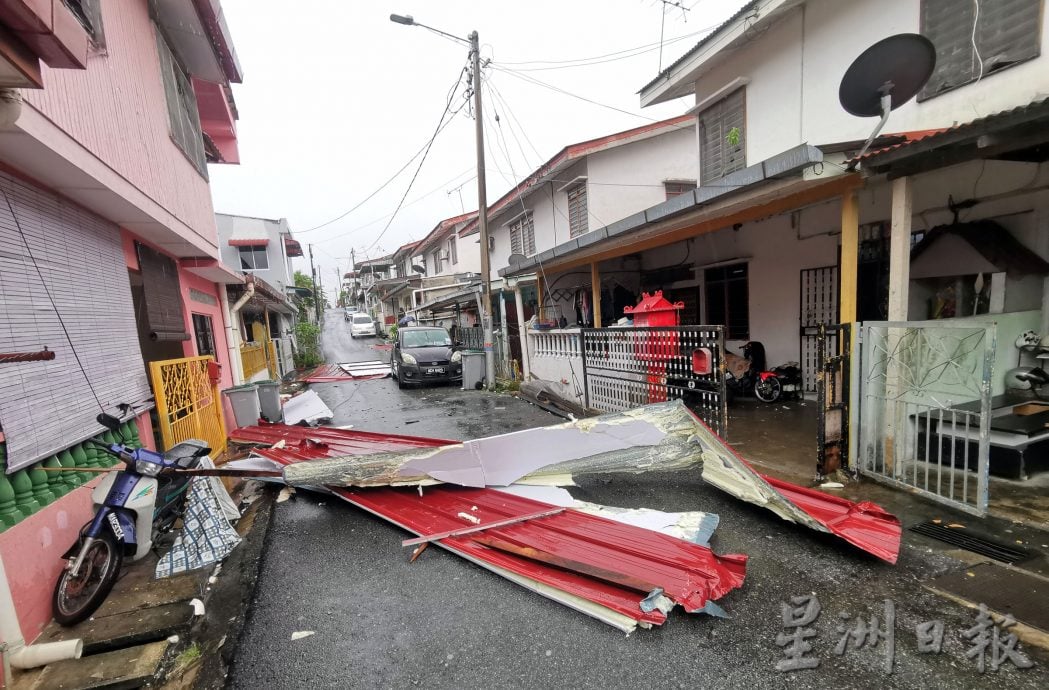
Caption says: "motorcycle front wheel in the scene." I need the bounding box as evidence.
[52,530,123,626]
[754,376,782,403]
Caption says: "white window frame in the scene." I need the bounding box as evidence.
[448,235,458,265]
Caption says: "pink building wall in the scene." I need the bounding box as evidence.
[19,1,218,247]
[0,413,155,647]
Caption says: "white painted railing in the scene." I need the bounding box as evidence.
[529,328,582,359]
[526,328,586,407]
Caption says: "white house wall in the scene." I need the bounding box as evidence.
[215,215,296,292]
[586,126,698,229]
[691,0,1049,164]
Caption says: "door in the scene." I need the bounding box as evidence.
[799,266,838,394]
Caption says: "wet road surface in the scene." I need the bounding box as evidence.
[228,311,1049,689]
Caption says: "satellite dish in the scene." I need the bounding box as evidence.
[507,253,527,266]
[411,264,426,274]
[839,34,936,165]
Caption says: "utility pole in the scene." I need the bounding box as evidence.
[308,243,321,323]
[350,248,356,307]
[470,30,496,390]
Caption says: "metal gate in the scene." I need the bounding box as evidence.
[816,323,849,478]
[857,321,995,515]
[581,326,727,436]
[800,266,839,394]
[149,355,228,455]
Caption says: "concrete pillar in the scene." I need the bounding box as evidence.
[887,176,913,321]
[514,284,530,380]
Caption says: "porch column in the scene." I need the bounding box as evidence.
[514,283,531,380]
[839,191,859,323]
[537,277,544,322]
[591,263,602,328]
[887,176,913,321]
[499,290,509,376]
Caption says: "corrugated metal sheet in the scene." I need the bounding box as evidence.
[232,422,749,631]
[0,171,152,472]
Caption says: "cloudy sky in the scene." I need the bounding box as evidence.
[208,0,746,301]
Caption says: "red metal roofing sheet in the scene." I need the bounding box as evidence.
[236,423,747,627]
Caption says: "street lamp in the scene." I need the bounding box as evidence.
[390,13,496,391]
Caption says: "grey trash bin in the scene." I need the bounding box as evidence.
[222,384,261,428]
[461,350,486,390]
[255,380,282,423]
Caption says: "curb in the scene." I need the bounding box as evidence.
[158,482,277,689]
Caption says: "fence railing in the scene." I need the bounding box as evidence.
[241,343,269,380]
[529,328,582,358]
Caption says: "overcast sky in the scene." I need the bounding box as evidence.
[208,0,746,301]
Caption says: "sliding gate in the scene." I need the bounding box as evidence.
[857,321,995,515]
[580,325,727,436]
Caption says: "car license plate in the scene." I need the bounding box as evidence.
[782,384,797,391]
[426,367,445,374]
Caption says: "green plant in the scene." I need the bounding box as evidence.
[387,324,398,341]
[726,127,741,147]
[294,321,323,369]
[175,643,202,671]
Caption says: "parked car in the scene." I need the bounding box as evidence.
[349,313,376,338]
[390,326,462,388]
[344,306,358,321]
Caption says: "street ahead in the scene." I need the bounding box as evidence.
[228,312,1049,689]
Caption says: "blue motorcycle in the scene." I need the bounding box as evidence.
[52,413,211,626]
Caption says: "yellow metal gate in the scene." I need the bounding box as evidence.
[149,355,228,455]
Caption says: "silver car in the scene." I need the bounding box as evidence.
[349,313,376,338]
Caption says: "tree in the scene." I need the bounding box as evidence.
[294,270,315,310]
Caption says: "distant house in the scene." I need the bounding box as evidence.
[0,0,244,643]
[215,214,305,378]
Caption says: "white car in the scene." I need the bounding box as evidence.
[349,313,376,338]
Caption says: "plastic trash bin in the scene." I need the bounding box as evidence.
[461,350,486,390]
[222,384,261,428]
[255,380,282,423]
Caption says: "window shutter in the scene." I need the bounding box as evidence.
[0,172,153,471]
[698,89,745,184]
[921,0,1042,99]
[510,222,523,256]
[135,242,190,342]
[568,185,588,238]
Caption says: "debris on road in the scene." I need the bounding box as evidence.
[516,379,595,419]
[281,389,333,425]
[279,401,709,489]
[696,415,901,563]
[338,360,390,379]
[290,631,315,641]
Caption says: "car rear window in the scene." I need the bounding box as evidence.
[402,329,452,348]
[353,315,372,324]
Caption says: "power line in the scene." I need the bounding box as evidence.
[490,65,664,123]
[297,65,469,235]
[493,24,713,68]
[362,67,472,254]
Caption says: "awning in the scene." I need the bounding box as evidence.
[181,257,245,285]
[284,236,304,257]
[501,144,859,277]
[228,238,268,247]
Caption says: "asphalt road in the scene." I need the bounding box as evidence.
[228,311,1049,689]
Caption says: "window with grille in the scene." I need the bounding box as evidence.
[920,0,1042,100]
[704,263,749,340]
[238,245,269,271]
[155,27,207,177]
[698,89,746,184]
[192,313,216,356]
[432,249,442,273]
[509,213,536,257]
[665,181,697,199]
[567,184,588,238]
[448,235,458,265]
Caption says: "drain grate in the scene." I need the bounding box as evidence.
[909,521,1031,564]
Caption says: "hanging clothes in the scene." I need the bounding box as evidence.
[579,288,591,326]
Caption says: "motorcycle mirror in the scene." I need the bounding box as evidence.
[96,413,122,431]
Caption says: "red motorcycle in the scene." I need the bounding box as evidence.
[724,342,802,403]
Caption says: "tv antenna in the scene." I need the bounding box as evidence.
[656,0,690,73]
[839,33,936,168]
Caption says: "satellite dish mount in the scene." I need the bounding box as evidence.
[838,34,936,168]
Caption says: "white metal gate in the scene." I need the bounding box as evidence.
[857,321,995,515]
